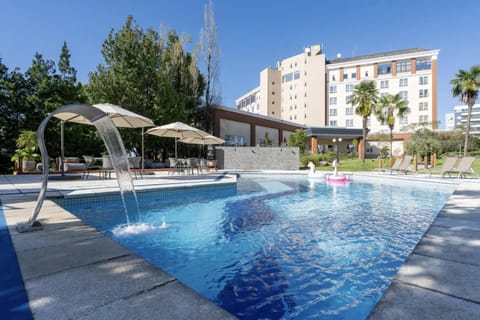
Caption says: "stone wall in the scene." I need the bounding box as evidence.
[215,146,300,170]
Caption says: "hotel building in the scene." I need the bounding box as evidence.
[236,46,439,144]
[453,104,480,136]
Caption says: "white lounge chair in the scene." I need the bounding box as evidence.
[428,156,458,178]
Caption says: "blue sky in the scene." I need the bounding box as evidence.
[1,0,478,128]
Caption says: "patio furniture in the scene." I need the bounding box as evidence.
[83,155,101,179]
[168,157,180,175]
[129,156,143,179]
[428,156,458,178]
[391,155,412,174]
[101,156,114,179]
[447,156,477,178]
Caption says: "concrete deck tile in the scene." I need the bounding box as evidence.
[434,217,480,232]
[426,225,480,241]
[11,224,101,252]
[395,253,480,303]
[25,255,175,319]
[368,281,480,320]
[416,233,480,266]
[75,280,237,320]
[17,235,130,280]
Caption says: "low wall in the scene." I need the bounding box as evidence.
[215,146,300,170]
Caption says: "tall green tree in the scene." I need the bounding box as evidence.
[86,16,204,158]
[450,65,480,156]
[375,93,410,156]
[348,80,379,164]
[405,128,442,159]
[198,0,221,133]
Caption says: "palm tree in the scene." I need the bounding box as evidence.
[450,65,480,157]
[375,93,410,157]
[348,80,379,164]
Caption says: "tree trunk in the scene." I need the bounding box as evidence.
[362,116,367,165]
[464,102,473,157]
[390,129,393,157]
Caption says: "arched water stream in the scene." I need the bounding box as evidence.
[17,103,139,232]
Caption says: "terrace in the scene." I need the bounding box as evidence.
[1,171,479,319]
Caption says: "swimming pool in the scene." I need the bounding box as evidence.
[56,174,455,319]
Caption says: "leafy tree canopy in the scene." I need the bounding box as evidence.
[85,15,204,158]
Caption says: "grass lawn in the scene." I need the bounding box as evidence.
[308,156,480,176]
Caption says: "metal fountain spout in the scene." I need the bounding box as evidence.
[16,103,136,233]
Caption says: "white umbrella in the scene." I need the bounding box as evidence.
[54,103,155,174]
[178,135,225,145]
[145,122,209,158]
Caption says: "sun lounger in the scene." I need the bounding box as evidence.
[428,156,458,178]
[391,155,412,174]
[446,156,477,178]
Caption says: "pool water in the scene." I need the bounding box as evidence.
[57,175,455,319]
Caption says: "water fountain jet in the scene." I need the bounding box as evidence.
[16,103,139,233]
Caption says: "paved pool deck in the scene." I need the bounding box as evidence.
[1,171,479,319]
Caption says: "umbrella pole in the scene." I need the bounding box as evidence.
[61,120,65,176]
[175,137,178,159]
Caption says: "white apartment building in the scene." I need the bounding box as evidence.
[236,46,439,135]
[454,104,480,136]
[327,48,439,133]
[236,44,326,126]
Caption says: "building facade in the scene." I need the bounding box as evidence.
[327,48,439,133]
[453,104,480,136]
[236,44,327,127]
[236,46,439,136]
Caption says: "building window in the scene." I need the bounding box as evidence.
[346,84,354,92]
[251,95,256,103]
[332,75,336,81]
[304,103,307,108]
[346,95,352,104]
[351,72,356,79]
[419,76,428,85]
[396,60,411,73]
[282,73,293,82]
[400,91,408,100]
[329,85,337,93]
[416,58,432,71]
[329,108,337,116]
[294,71,301,80]
[345,119,354,127]
[272,101,275,104]
[399,116,408,125]
[343,73,348,80]
[378,63,392,75]
[329,120,337,127]
[294,115,297,120]
[419,102,429,111]
[365,71,369,77]
[380,80,389,89]
[419,115,429,123]
[419,89,429,98]
[346,107,354,115]
[304,113,307,118]
[399,78,408,87]
[272,91,275,95]
[329,97,337,105]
